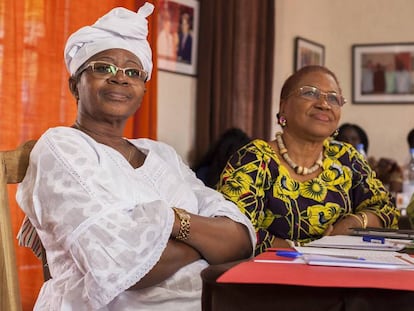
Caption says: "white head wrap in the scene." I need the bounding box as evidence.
[64,2,154,80]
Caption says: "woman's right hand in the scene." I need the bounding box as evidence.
[271,237,293,248]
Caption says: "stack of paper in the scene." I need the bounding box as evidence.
[295,246,414,269]
[254,248,414,269]
[254,235,414,269]
[351,227,414,239]
[303,235,411,251]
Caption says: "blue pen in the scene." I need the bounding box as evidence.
[362,235,385,244]
[275,250,302,258]
[276,250,365,261]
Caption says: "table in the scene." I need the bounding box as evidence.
[201,256,414,311]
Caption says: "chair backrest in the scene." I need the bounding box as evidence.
[0,140,36,311]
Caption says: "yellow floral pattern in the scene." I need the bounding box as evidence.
[218,139,400,255]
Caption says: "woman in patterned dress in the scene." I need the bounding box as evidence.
[217,65,399,255]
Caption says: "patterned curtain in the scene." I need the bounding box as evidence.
[0,0,157,309]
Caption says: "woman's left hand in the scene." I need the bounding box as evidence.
[323,224,334,236]
[327,211,384,236]
[325,216,361,236]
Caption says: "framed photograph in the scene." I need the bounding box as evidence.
[352,43,414,104]
[294,37,325,71]
[157,0,199,76]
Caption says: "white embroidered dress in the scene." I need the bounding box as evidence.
[17,127,256,311]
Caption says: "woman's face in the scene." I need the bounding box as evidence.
[75,48,146,124]
[337,127,361,148]
[280,71,342,141]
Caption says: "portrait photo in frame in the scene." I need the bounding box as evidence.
[157,0,199,76]
[294,37,325,71]
[352,43,414,104]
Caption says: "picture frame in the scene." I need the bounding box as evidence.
[352,43,414,104]
[157,0,199,76]
[294,37,325,71]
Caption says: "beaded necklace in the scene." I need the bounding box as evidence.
[275,132,323,175]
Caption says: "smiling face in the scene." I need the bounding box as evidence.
[71,48,146,126]
[279,70,342,141]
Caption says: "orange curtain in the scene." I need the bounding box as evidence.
[0,1,157,310]
[131,0,158,139]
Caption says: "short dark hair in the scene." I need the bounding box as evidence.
[336,123,369,153]
[280,65,342,101]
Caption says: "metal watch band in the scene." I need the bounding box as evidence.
[173,207,191,240]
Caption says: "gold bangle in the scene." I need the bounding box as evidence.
[358,212,368,229]
[347,213,364,228]
[173,207,191,241]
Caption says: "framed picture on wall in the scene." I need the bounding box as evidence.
[157,0,199,76]
[352,43,414,103]
[294,37,325,71]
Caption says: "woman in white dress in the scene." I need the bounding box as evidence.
[17,3,255,310]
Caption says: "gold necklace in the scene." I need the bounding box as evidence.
[275,132,323,175]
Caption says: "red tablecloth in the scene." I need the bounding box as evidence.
[217,250,414,291]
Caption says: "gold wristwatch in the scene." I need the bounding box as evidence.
[173,207,191,240]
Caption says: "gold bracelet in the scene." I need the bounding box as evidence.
[173,207,191,241]
[347,213,364,228]
[358,212,368,229]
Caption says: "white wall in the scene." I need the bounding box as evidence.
[157,71,197,164]
[158,0,414,166]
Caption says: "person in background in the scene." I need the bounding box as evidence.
[385,62,396,94]
[373,63,386,93]
[374,158,404,194]
[217,65,399,255]
[406,193,414,229]
[336,122,369,154]
[405,128,414,228]
[157,7,177,60]
[408,128,414,149]
[395,59,411,94]
[336,123,403,194]
[176,12,193,63]
[16,3,255,310]
[361,59,374,94]
[192,128,251,188]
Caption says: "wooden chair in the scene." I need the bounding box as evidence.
[0,140,36,311]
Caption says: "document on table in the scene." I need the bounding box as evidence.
[294,246,414,269]
[303,235,411,251]
[351,227,414,239]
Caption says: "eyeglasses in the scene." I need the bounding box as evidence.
[288,85,346,108]
[78,61,148,82]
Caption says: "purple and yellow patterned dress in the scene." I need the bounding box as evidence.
[217,138,399,255]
